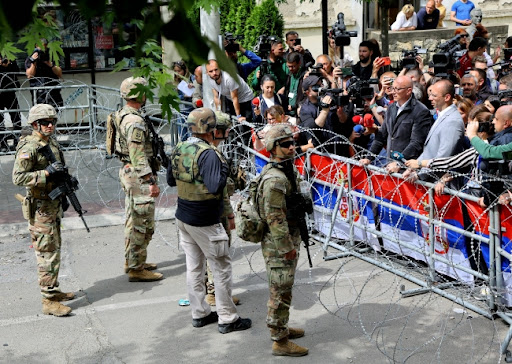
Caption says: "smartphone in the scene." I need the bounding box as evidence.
[295,38,301,46]
[382,56,391,66]
[341,67,353,76]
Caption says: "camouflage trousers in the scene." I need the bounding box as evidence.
[119,165,155,271]
[265,257,298,341]
[205,216,231,294]
[29,198,64,299]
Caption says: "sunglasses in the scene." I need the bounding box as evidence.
[277,140,295,148]
[38,119,57,126]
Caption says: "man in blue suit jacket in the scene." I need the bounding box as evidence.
[405,79,465,171]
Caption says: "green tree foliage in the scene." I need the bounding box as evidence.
[244,0,284,50]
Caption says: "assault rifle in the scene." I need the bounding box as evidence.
[145,116,169,172]
[38,144,90,232]
[282,161,314,268]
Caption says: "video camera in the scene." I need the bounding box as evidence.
[330,13,357,47]
[432,35,466,78]
[254,34,279,58]
[311,86,350,108]
[400,46,427,69]
[498,90,512,105]
[224,32,244,53]
[308,63,324,77]
[345,76,379,110]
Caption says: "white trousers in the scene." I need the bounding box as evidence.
[177,219,239,325]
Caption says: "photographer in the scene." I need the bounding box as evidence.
[251,39,287,92]
[283,52,306,117]
[224,38,262,81]
[299,75,355,157]
[284,31,315,68]
[352,41,385,81]
[0,56,21,151]
[25,40,63,108]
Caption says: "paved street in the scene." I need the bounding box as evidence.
[0,153,511,363]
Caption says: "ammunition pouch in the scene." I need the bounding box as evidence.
[21,195,35,220]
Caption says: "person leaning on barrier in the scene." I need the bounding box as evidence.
[12,104,75,317]
[25,40,63,108]
[471,105,512,207]
[360,75,433,173]
[257,124,309,357]
[116,76,163,282]
[204,111,240,307]
[167,108,251,333]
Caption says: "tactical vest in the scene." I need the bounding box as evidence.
[16,133,63,199]
[171,139,225,201]
[115,107,153,162]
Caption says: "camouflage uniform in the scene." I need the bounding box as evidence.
[116,104,157,271]
[258,161,302,341]
[12,131,66,299]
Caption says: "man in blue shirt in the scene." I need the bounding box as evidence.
[225,40,262,81]
[417,0,440,30]
[450,0,475,26]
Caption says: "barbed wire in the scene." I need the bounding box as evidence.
[0,83,511,362]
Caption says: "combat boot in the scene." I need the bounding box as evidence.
[288,327,305,339]
[128,269,163,282]
[205,293,240,306]
[272,338,309,357]
[124,261,158,273]
[49,291,75,302]
[42,299,72,317]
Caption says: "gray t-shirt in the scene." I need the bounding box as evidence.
[209,71,253,104]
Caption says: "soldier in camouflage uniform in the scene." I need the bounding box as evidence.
[117,77,163,282]
[12,104,75,317]
[257,124,309,356]
[205,111,239,306]
[167,107,251,333]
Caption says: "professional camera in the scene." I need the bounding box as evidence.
[432,35,466,78]
[498,90,512,105]
[330,12,357,47]
[224,32,244,53]
[345,76,379,110]
[308,63,324,77]
[253,34,278,58]
[311,86,350,108]
[400,46,427,69]
[29,48,49,63]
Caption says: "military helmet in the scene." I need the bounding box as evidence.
[265,124,294,152]
[214,111,233,131]
[28,104,57,124]
[187,108,217,134]
[120,76,148,100]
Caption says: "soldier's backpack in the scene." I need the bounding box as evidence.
[105,112,117,157]
[235,169,274,243]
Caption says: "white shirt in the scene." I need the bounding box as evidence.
[208,71,254,104]
[391,12,418,31]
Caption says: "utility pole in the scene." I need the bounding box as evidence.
[200,6,221,110]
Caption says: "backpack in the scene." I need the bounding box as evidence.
[235,169,274,243]
[105,112,117,156]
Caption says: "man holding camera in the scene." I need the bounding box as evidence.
[224,38,262,82]
[284,31,315,68]
[300,75,355,156]
[251,40,287,92]
[25,40,63,108]
[360,76,432,173]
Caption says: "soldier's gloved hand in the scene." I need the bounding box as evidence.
[45,161,64,176]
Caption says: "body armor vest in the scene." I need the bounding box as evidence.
[171,139,225,202]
